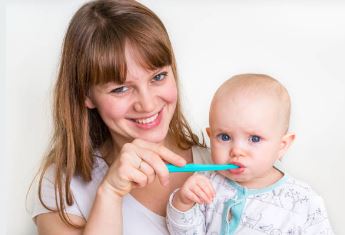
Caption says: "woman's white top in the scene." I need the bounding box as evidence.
[32,146,211,235]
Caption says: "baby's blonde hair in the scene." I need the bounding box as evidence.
[213,73,291,133]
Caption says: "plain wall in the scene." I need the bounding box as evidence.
[4,1,345,234]
[1,1,7,235]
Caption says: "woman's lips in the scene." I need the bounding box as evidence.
[133,113,159,124]
[129,109,163,129]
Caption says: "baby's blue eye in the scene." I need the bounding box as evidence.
[153,72,167,81]
[111,86,129,94]
[217,133,231,142]
[249,135,261,143]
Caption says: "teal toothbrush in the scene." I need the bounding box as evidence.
[166,163,239,173]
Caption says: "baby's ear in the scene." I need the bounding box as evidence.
[278,132,296,160]
[206,127,211,137]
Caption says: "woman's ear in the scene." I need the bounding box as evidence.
[206,127,211,137]
[85,96,96,109]
[278,132,296,160]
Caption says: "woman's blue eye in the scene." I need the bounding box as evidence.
[217,133,231,142]
[153,72,167,81]
[111,86,129,94]
[249,135,261,143]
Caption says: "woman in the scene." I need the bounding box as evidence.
[32,0,210,234]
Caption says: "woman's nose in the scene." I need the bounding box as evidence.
[133,88,156,113]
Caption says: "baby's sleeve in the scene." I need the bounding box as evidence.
[166,189,206,235]
[303,194,335,235]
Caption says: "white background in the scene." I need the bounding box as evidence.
[3,1,345,234]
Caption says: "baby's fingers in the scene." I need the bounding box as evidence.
[191,184,212,204]
[197,178,215,203]
[183,190,203,205]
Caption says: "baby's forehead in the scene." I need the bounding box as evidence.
[215,75,288,105]
[210,74,291,133]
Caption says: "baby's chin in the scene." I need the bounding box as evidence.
[217,170,252,186]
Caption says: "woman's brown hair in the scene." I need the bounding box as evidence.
[37,0,205,228]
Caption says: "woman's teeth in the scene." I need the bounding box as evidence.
[135,113,158,124]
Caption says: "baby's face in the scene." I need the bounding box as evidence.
[208,92,286,188]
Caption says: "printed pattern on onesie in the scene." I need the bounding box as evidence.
[166,171,334,235]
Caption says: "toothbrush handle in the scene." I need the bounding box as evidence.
[166,163,238,173]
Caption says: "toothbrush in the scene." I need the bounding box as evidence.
[166,163,239,173]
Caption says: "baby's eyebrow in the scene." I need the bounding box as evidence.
[213,127,231,133]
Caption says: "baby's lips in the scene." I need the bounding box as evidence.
[228,162,245,174]
[230,161,244,168]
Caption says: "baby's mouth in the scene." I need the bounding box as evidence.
[230,162,244,168]
[229,162,245,174]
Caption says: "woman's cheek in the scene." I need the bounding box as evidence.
[99,98,131,120]
[163,77,178,103]
[167,88,178,104]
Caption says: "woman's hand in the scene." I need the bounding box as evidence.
[172,174,215,211]
[101,139,187,197]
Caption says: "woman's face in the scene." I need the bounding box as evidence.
[85,46,178,147]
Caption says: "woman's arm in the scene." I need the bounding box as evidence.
[83,184,123,235]
[84,139,187,234]
[36,213,85,235]
[36,139,186,235]
[35,183,123,235]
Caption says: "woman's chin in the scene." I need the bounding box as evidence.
[139,132,168,144]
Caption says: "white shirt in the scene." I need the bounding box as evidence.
[32,146,211,235]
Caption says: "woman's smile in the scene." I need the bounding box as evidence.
[128,108,163,129]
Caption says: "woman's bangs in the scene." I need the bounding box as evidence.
[88,29,127,85]
[87,24,173,86]
[129,36,172,71]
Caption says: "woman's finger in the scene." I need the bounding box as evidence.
[106,160,147,196]
[135,147,170,186]
[121,143,143,168]
[127,165,148,188]
[137,161,156,184]
[120,148,156,187]
[122,143,169,186]
[133,139,186,166]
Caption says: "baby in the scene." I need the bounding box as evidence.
[166,74,334,234]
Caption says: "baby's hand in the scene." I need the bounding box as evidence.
[172,174,215,212]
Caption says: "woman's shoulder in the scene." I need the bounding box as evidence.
[192,145,212,164]
[40,153,108,187]
[32,153,108,219]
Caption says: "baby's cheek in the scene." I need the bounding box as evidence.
[213,157,228,164]
[211,149,228,164]
[209,140,226,163]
